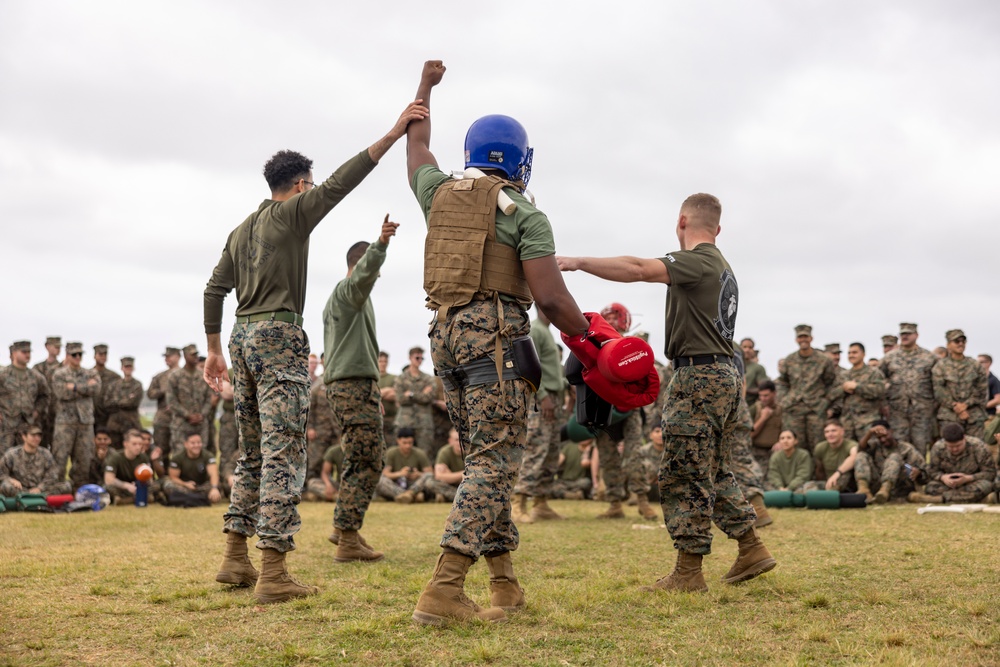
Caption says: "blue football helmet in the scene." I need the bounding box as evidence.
[464,115,533,188]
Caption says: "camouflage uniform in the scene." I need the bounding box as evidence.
[307,379,339,487]
[924,436,996,503]
[743,360,768,407]
[218,384,238,481]
[729,399,767,500]
[827,365,886,441]
[394,369,437,457]
[660,365,756,555]
[932,356,989,440]
[32,355,62,448]
[51,363,101,489]
[854,440,925,499]
[432,297,530,557]
[378,370,398,442]
[0,444,71,496]
[224,321,310,552]
[92,365,121,432]
[514,400,565,498]
[594,410,647,502]
[776,349,837,453]
[327,379,384,530]
[637,441,663,500]
[147,367,175,453]
[105,376,144,445]
[166,367,213,454]
[880,346,937,455]
[644,360,673,429]
[0,365,49,453]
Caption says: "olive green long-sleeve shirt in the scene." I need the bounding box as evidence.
[204,150,377,334]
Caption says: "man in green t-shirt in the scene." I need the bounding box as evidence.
[375,428,432,502]
[203,101,428,603]
[803,421,858,492]
[406,60,593,626]
[104,429,153,505]
[428,428,465,502]
[558,193,776,593]
[322,216,399,564]
[162,432,222,505]
[550,439,594,500]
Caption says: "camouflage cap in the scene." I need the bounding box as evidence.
[93,343,109,354]
[881,335,898,346]
[121,356,135,365]
[45,336,62,346]
[65,342,84,354]
[183,344,199,355]
[163,346,181,356]
[794,324,812,337]
[824,343,841,354]
[10,340,31,352]
[899,323,918,334]
[946,329,966,342]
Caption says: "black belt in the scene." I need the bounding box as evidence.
[673,355,734,370]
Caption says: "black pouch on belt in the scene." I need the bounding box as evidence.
[437,336,542,392]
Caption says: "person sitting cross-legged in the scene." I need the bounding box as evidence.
[0,425,71,497]
[162,431,223,506]
[909,423,997,504]
[767,430,813,493]
[374,427,433,503]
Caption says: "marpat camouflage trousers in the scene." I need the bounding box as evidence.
[659,364,756,555]
[513,398,564,497]
[223,321,309,552]
[327,378,384,532]
[431,298,529,558]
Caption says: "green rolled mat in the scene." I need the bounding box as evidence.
[839,492,868,508]
[791,493,807,508]
[762,490,793,508]
[804,490,841,509]
[1,496,18,511]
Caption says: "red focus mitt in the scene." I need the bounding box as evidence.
[582,362,660,411]
[561,312,620,370]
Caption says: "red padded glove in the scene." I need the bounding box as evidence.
[561,312,620,370]
[582,363,660,411]
[597,336,655,383]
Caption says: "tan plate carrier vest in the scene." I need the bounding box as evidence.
[424,174,535,395]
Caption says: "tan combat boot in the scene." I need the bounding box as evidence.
[722,528,777,584]
[412,553,508,626]
[530,496,565,521]
[396,490,416,504]
[750,495,773,528]
[636,495,658,521]
[874,484,891,504]
[511,493,534,524]
[254,549,319,604]
[215,532,258,587]
[485,552,526,612]
[596,499,625,519]
[327,527,374,550]
[856,479,874,503]
[626,492,639,506]
[907,491,944,504]
[335,529,385,563]
[642,551,708,593]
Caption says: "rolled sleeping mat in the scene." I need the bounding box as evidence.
[838,492,868,508]
[1,496,18,511]
[762,490,793,508]
[804,490,841,509]
[791,492,807,508]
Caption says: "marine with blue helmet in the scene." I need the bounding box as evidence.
[405,60,597,626]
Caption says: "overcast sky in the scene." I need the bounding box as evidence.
[3,0,999,387]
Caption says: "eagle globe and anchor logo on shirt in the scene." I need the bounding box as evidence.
[713,268,738,340]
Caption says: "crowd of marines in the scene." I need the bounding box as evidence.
[3,318,998,512]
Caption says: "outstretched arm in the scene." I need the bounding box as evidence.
[369,100,429,163]
[523,255,589,337]
[407,60,446,182]
[556,255,670,285]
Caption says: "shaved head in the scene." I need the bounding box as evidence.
[680,193,722,231]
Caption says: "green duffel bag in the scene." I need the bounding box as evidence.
[16,493,53,512]
[0,496,17,512]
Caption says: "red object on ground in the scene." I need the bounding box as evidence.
[46,494,74,509]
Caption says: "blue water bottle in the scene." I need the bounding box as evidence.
[135,482,148,507]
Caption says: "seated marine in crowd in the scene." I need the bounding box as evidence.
[431,428,465,503]
[550,438,594,500]
[104,429,154,505]
[0,425,72,497]
[909,423,997,504]
[162,432,223,505]
[854,420,926,504]
[375,427,433,503]
[804,420,858,492]
[767,429,814,493]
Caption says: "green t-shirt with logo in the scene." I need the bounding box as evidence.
[105,451,152,483]
[384,446,430,473]
[435,444,465,473]
[169,450,216,485]
[659,243,738,359]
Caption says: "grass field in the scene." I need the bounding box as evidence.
[1,500,998,666]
